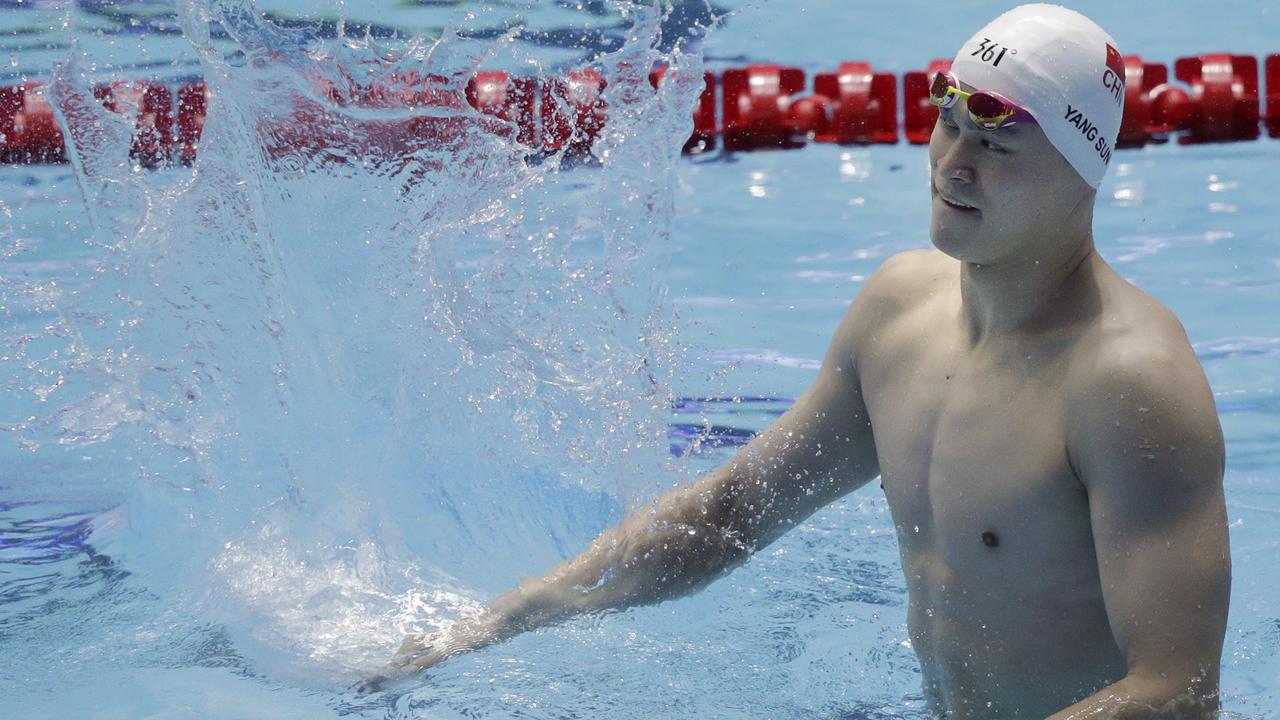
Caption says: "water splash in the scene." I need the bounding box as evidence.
[1,0,708,684]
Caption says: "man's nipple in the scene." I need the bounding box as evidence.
[981,530,1000,548]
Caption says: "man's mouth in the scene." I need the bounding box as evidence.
[936,190,980,212]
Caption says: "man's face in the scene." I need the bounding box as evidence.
[927,83,1094,265]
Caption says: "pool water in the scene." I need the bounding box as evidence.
[2,2,1278,719]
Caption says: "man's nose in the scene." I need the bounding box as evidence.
[934,137,976,185]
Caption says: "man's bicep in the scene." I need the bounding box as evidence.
[1068,348,1230,693]
[790,290,881,487]
[777,247,932,475]
[701,298,881,549]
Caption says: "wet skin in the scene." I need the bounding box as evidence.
[860,248,1168,716]
[376,89,1231,719]
[854,93,1228,716]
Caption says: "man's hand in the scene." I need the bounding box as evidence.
[357,616,504,694]
[391,630,454,673]
[355,631,449,695]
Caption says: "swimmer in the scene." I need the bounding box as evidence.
[370,6,1231,717]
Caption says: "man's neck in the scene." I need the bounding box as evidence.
[958,234,1097,345]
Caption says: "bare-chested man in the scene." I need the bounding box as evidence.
[368,5,1231,717]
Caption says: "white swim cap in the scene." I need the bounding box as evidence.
[951,3,1125,189]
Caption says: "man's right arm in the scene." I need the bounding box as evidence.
[522,291,883,615]
[371,257,903,686]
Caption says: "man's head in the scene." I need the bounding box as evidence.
[929,4,1125,265]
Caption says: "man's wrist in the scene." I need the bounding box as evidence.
[483,577,565,637]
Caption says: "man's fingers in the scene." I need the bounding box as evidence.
[353,674,387,695]
[366,622,491,691]
[396,632,431,656]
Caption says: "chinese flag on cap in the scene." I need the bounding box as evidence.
[1105,43,1125,77]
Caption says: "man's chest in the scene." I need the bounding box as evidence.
[857,319,1097,585]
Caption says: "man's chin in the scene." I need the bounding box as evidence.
[929,225,968,260]
[931,227,1002,266]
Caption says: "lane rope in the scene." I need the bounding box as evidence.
[2,53,1277,167]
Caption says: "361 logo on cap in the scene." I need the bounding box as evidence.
[1102,43,1125,106]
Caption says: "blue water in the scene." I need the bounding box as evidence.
[2,2,1279,719]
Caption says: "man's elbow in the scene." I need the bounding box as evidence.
[1120,670,1221,720]
[657,520,753,594]
[599,518,752,608]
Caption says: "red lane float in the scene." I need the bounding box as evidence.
[902,59,952,144]
[1263,54,1278,138]
[541,68,607,153]
[1173,53,1259,144]
[1116,57,1191,148]
[318,70,498,163]
[650,67,716,153]
[809,62,897,144]
[718,62,897,150]
[690,71,717,153]
[466,71,537,146]
[721,64,806,150]
[0,83,65,164]
[176,82,209,166]
[94,81,174,168]
[4,50,1279,166]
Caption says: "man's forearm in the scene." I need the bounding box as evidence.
[453,502,751,651]
[380,483,754,683]
[1044,675,1219,720]
[515,512,748,620]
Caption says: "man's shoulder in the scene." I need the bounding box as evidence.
[867,248,955,291]
[1062,278,1224,493]
[1064,278,1214,434]
[850,248,954,320]
[829,249,952,355]
[1074,274,1198,384]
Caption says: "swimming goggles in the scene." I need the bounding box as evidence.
[928,70,1037,131]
